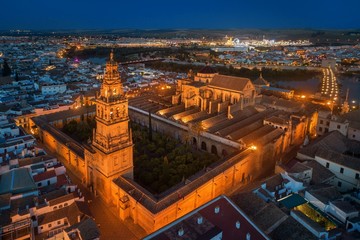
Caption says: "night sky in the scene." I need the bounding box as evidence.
[1,0,359,30]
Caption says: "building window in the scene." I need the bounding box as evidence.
[246,233,251,240]
[326,121,330,126]
[337,125,341,129]
[326,162,329,168]
[325,128,329,133]
[236,220,241,229]
[178,228,184,237]
[320,120,323,124]
[57,220,61,225]
[353,135,356,138]
[319,127,323,132]
[356,173,359,180]
[340,168,344,174]
[48,224,52,228]
[338,181,342,187]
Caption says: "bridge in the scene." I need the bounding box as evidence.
[119,58,165,65]
[320,67,339,102]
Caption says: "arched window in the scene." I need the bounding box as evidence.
[222,149,228,157]
[201,141,207,151]
[211,145,218,155]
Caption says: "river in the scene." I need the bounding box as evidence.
[274,78,320,95]
[339,76,360,103]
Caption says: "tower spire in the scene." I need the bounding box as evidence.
[103,50,122,91]
[110,49,114,61]
[92,50,131,152]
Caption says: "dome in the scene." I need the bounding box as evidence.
[253,72,269,86]
[198,65,217,74]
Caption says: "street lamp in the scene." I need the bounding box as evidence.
[249,145,257,151]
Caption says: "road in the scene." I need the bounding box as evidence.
[320,67,339,102]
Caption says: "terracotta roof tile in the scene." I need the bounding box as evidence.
[209,75,252,92]
[198,66,217,74]
[33,170,56,182]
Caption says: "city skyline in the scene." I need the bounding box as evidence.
[1,0,360,30]
[2,28,360,238]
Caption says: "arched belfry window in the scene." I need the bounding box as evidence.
[110,108,113,119]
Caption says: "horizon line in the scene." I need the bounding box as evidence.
[1,27,360,32]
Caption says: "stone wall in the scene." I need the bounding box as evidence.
[39,125,86,179]
[112,149,259,233]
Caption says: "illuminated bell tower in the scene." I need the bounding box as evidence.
[89,50,133,199]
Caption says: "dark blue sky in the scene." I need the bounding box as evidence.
[1,0,359,30]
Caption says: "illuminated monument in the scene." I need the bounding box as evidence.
[84,51,133,200]
[29,52,314,234]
